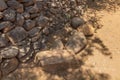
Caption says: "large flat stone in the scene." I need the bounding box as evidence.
[34,50,76,72]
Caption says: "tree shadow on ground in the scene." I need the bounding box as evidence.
[82,36,112,56]
[1,0,118,80]
[2,35,112,80]
[85,0,120,11]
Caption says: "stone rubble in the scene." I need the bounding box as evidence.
[0,0,95,79]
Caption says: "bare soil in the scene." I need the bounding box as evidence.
[84,8,120,80]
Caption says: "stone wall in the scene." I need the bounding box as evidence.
[0,0,95,79]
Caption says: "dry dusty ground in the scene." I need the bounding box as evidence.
[84,8,120,80]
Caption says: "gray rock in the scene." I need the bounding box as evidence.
[31,33,41,42]
[16,13,24,26]
[25,5,39,14]
[46,38,64,50]
[7,0,20,9]
[18,41,31,58]
[0,70,2,79]
[34,50,75,72]
[23,0,35,7]
[36,15,49,27]
[28,27,40,38]
[65,30,87,54]
[0,21,14,33]
[30,13,40,19]
[22,12,30,19]
[35,1,43,11]
[0,58,19,76]
[6,27,28,44]
[33,41,41,51]
[16,4,24,13]
[18,42,34,63]
[7,0,24,13]
[0,46,19,58]
[0,0,7,11]
[0,35,8,48]
[0,21,13,30]
[0,56,2,63]
[3,8,16,22]
[71,17,85,29]
[0,12,3,19]
[23,19,36,31]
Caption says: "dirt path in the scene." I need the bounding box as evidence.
[85,9,120,80]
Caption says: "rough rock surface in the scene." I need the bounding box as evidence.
[16,14,24,26]
[0,58,19,76]
[71,17,85,29]
[0,0,7,11]
[34,50,76,72]
[0,46,19,58]
[6,27,28,44]
[65,31,87,54]
[3,8,16,22]
[0,0,96,79]
[0,35,8,48]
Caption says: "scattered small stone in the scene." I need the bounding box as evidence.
[23,19,36,31]
[71,17,85,29]
[0,0,8,11]
[18,43,34,63]
[33,41,41,51]
[6,27,28,44]
[18,42,31,59]
[0,46,19,58]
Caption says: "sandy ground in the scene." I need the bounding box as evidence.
[84,9,120,80]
